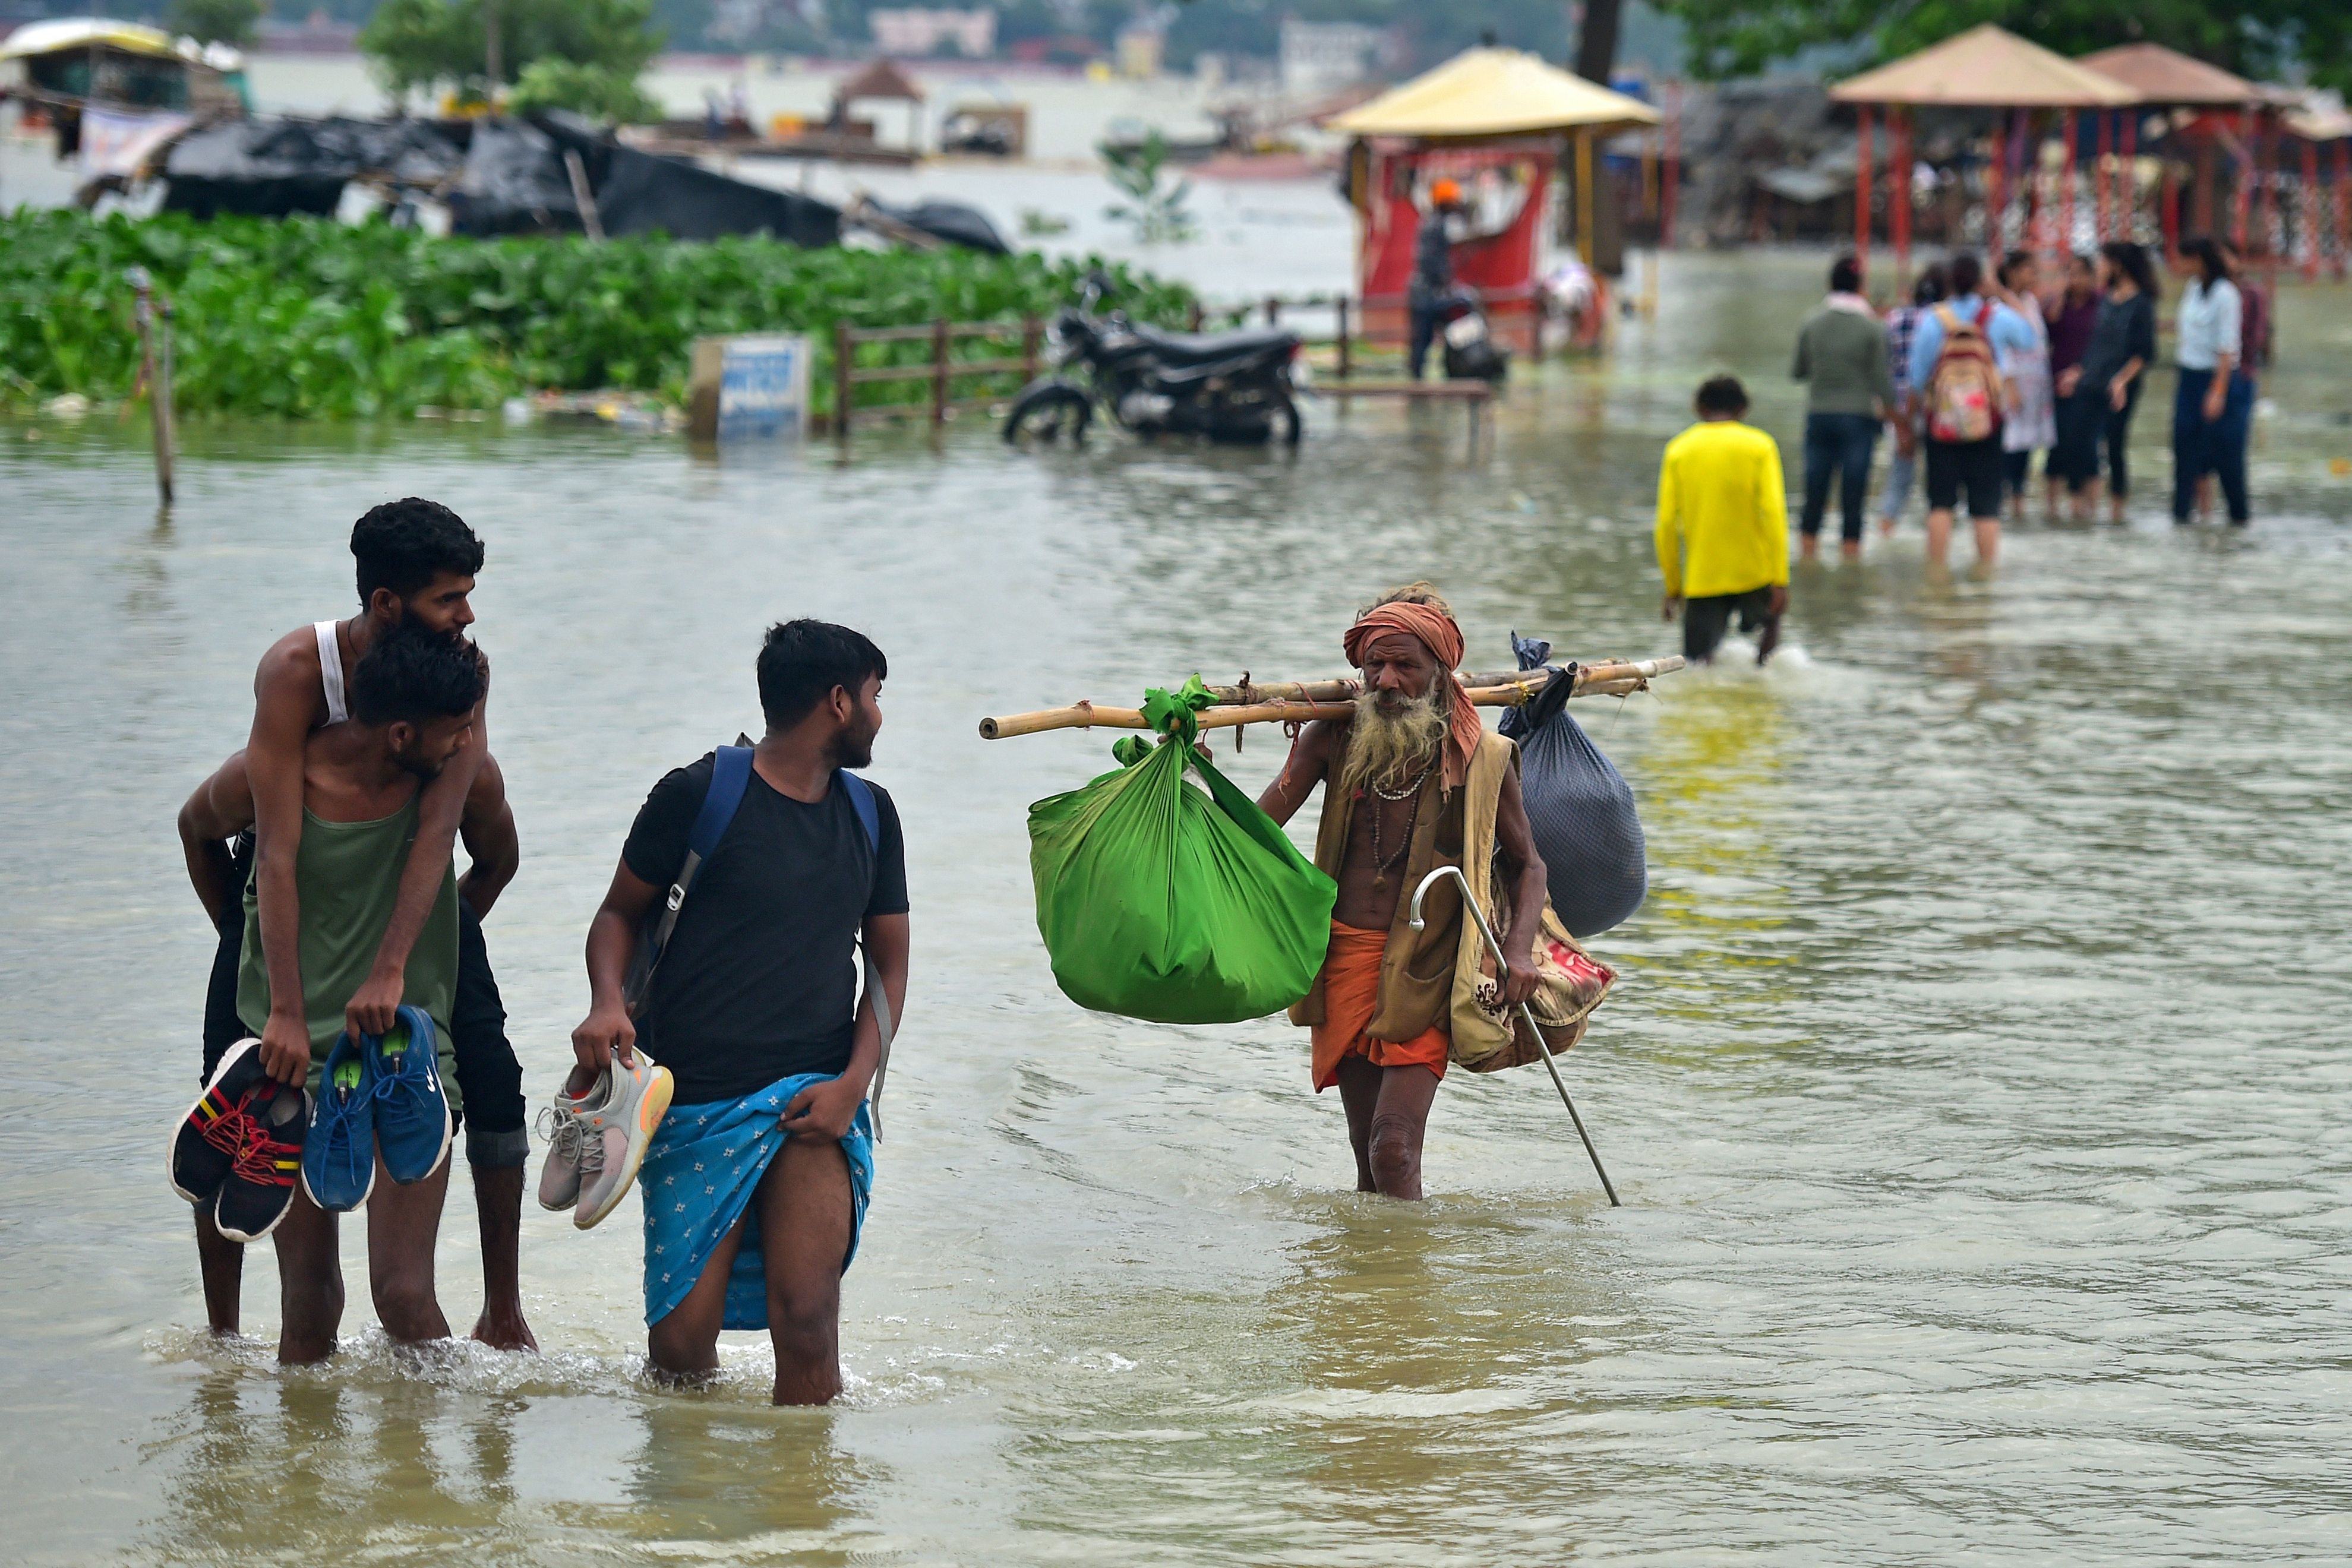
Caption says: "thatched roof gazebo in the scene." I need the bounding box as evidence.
[832,59,924,151]
[1831,24,2138,277]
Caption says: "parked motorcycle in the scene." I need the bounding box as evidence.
[1004,273,1304,446]
[1437,289,1511,383]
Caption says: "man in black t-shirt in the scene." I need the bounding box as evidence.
[572,620,910,1406]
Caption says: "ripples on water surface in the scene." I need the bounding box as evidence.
[4,254,2351,1564]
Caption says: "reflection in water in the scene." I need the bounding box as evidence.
[7,254,2352,1562]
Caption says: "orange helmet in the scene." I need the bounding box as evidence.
[1429,177,1462,207]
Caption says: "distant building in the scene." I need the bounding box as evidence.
[1116,24,1164,80]
[868,8,997,59]
[256,9,359,55]
[1278,18,1389,94]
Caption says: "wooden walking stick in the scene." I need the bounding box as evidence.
[1409,864,1620,1206]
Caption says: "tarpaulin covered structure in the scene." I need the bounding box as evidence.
[155,111,841,245]
[1327,48,1658,350]
[163,116,460,217]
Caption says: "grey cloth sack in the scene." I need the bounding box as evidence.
[1497,636,1647,937]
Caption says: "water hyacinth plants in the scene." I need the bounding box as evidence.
[0,209,1196,421]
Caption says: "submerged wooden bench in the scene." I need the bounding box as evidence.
[1311,377,1494,443]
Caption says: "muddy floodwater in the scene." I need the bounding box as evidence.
[5,251,2352,1564]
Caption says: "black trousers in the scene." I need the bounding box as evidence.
[1408,302,1442,380]
[1682,586,1780,664]
[2053,383,2139,497]
[1800,412,1880,542]
[201,833,528,1168]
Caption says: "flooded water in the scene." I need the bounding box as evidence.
[6,251,2352,1564]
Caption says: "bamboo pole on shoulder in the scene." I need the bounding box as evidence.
[978,658,1683,740]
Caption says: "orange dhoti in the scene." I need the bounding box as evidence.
[1309,921,1450,1092]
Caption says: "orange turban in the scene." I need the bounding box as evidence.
[1341,602,1482,792]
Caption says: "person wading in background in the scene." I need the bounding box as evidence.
[2053,242,2157,523]
[1654,375,1789,666]
[1255,586,1546,1201]
[2044,253,2102,516]
[1407,178,1466,381]
[1877,265,1946,538]
[2173,238,2253,527]
[1791,254,1893,561]
[1908,252,2037,569]
[1993,251,2058,523]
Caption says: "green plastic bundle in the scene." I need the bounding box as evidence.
[1027,678,1338,1025]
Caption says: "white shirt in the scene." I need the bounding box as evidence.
[2176,279,2242,371]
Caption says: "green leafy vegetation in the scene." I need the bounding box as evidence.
[506,58,663,123]
[167,0,265,48]
[0,210,1195,421]
[1101,131,1199,245]
[359,0,663,107]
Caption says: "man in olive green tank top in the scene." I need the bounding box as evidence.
[178,625,485,1364]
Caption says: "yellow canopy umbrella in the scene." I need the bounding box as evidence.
[1325,47,1660,140]
[1328,48,1659,269]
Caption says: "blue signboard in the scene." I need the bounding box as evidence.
[715,333,809,440]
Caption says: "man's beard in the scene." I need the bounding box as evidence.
[829,719,877,771]
[400,607,468,647]
[392,747,443,782]
[1340,687,1445,795]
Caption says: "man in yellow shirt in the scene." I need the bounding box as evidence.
[1654,375,1791,665]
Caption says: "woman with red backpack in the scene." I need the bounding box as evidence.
[1903,252,2041,568]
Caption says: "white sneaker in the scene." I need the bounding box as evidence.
[534,1065,599,1212]
[568,1053,675,1231]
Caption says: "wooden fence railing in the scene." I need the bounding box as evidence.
[833,317,1043,442]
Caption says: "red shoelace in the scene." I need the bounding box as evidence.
[226,1093,299,1190]
[198,1088,253,1156]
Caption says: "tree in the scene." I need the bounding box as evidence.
[166,0,263,49]
[507,58,663,122]
[1101,131,1199,244]
[359,0,664,103]
[1652,0,2352,94]
[1574,0,1622,84]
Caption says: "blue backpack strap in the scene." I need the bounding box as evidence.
[836,769,896,1139]
[691,745,756,860]
[838,769,880,853]
[623,745,756,1017]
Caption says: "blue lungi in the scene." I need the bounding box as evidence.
[640,1073,875,1331]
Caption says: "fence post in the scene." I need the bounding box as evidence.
[1021,315,1041,380]
[931,318,950,425]
[127,267,173,507]
[1336,296,1351,381]
[834,318,853,446]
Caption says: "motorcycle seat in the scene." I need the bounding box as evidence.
[1126,323,1299,365]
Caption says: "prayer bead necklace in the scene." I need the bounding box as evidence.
[1367,762,1435,889]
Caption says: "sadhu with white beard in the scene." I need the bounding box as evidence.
[1256,584,1547,1200]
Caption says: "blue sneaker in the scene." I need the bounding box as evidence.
[301,1033,378,1213]
[370,1004,452,1185]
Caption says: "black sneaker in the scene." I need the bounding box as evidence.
[168,1037,269,1206]
[213,1080,312,1243]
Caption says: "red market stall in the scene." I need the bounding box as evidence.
[1326,48,1659,353]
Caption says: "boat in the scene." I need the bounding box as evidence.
[1,18,245,202]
